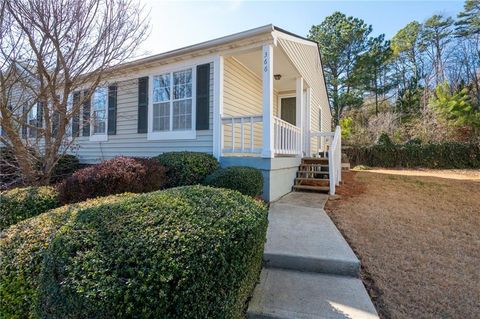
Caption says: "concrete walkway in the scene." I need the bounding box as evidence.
[247,192,379,319]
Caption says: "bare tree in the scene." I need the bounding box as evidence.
[0,0,149,185]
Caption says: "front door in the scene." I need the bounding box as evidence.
[280,97,296,126]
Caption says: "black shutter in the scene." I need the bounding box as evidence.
[36,101,43,129]
[138,77,148,133]
[108,85,117,135]
[52,110,60,136]
[72,92,80,137]
[82,90,90,136]
[196,63,210,130]
[21,104,28,138]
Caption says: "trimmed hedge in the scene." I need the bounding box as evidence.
[0,186,59,231]
[156,152,220,187]
[344,142,480,168]
[204,166,264,197]
[57,156,167,204]
[0,195,129,319]
[0,186,267,319]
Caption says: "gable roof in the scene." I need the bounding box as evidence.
[118,25,320,70]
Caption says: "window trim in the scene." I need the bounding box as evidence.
[89,87,109,142]
[278,93,297,126]
[147,64,197,141]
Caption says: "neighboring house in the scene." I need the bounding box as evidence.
[7,25,341,200]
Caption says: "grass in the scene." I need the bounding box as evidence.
[325,168,480,319]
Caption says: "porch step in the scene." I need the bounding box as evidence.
[297,170,329,175]
[299,163,329,169]
[293,185,330,193]
[301,157,329,164]
[295,178,329,186]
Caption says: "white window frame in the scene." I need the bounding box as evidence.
[278,93,296,125]
[89,87,108,142]
[27,103,38,139]
[147,64,197,140]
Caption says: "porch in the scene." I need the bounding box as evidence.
[212,39,341,200]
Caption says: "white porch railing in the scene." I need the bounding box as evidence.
[328,126,342,195]
[310,126,342,195]
[221,115,302,156]
[221,115,263,154]
[273,116,301,156]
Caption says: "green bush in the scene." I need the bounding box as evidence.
[0,186,268,319]
[0,196,128,319]
[344,142,480,168]
[204,166,263,197]
[51,154,80,183]
[0,186,60,231]
[155,152,220,187]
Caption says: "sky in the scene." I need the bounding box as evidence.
[137,0,465,56]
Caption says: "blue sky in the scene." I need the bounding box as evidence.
[139,0,465,56]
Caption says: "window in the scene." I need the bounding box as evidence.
[150,67,195,140]
[28,104,38,138]
[90,88,108,141]
[92,88,107,134]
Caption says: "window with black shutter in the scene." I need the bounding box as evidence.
[108,85,117,135]
[196,63,210,130]
[138,77,148,133]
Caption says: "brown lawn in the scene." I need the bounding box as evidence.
[325,168,480,319]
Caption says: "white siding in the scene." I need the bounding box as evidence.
[71,63,214,164]
[222,56,278,151]
[276,37,332,154]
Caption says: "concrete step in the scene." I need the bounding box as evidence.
[293,185,330,193]
[264,203,359,277]
[247,268,379,319]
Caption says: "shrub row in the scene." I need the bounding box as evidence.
[344,142,480,168]
[2,153,263,230]
[204,166,264,197]
[0,186,59,231]
[0,186,268,319]
[58,156,167,204]
[156,151,220,187]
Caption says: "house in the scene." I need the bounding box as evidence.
[10,25,342,201]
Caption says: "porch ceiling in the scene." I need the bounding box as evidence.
[233,46,300,92]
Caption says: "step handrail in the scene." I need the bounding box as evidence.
[328,125,342,195]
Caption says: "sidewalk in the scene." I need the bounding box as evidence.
[247,192,379,319]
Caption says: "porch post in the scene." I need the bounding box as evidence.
[295,77,304,157]
[262,44,274,158]
[213,55,224,159]
[305,87,311,156]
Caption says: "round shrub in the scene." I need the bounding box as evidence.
[57,156,167,204]
[0,186,268,318]
[0,186,59,231]
[204,166,264,197]
[155,151,219,187]
[0,195,130,319]
[51,154,80,183]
